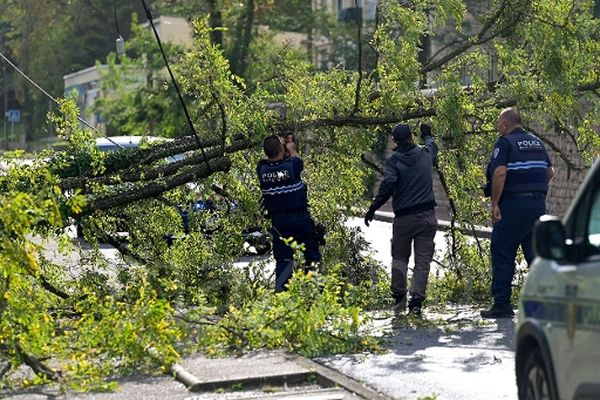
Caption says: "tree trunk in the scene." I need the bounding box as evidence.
[21,0,35,144]
[230,0,254,78]
[207,0,223,47]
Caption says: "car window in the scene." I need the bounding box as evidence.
[568,184,591,244]
[588,189,600,248]
[97,145,119,152]
[566,166,600,260]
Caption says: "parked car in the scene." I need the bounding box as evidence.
[178,197,271,256]
[95,135,170,151]
[515,158,600,400]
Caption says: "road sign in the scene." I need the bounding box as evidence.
[7,109,20,123]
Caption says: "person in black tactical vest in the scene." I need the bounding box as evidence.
[481,108,554,318]
[364,123,438,316]
[257,134,321,292]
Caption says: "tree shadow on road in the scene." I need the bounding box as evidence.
[369,305,516,373]
[0,373,189,400]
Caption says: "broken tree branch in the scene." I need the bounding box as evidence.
[56,134,246,181]
[526,125,586,173]
[281,79,600,133]
[434,162,462,280]
[17,345,59,382]
[0,362,10,380]
[61,139,250,191]
[421,0,513,73]
[360,153,384,175]
[83,157,231,215]
[40,276,69,300]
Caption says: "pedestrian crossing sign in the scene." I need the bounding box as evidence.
[7,109,20,123]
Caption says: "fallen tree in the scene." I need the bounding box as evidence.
[1,0,599,390]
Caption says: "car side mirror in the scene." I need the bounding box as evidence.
[533,215,567,261]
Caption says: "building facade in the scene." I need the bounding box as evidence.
[62,16,192,130]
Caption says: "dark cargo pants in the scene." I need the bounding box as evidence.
[391,209,437,301]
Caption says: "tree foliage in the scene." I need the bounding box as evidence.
[1,0,600,391]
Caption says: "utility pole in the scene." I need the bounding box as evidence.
[2,38,7,150]
[418,7,432,89]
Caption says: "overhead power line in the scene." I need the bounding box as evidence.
[0,49,124,149]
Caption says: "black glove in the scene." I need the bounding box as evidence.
[364,206,376,227]
[420,124,432,140]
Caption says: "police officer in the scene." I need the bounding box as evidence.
[257,134,321,292]
[481,108,554,318]
[364,123,438,316]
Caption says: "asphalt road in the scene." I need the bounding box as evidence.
[320,307,517,400]
[346,216,451,273]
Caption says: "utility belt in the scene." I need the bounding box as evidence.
[269,209,310,219]
[269,210,326,246]
[503,191,546,199]
[394,200,436,218]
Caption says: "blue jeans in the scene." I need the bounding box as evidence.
[271,212,321,292]
[491,195,546,305]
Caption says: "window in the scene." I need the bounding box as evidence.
[565,166,600,260]
[588,189,600,247]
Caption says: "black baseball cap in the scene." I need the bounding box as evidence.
[392,124,412,141]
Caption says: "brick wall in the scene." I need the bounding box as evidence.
[543,130,589,216]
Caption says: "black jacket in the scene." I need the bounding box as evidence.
[370,137,437,217]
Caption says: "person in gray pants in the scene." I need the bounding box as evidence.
[364,123,438,316]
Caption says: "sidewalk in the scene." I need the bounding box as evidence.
[319,306,517,400]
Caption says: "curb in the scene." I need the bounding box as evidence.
[170,363,201,388]
[373,211,492,239]
[287,353,392,400]
[188,371,316,393]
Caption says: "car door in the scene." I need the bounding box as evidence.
[558,164,600,399]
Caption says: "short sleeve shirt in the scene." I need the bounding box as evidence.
[489,136,512,173]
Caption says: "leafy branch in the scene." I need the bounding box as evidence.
[421,0,518,74]
[83,157,231,215]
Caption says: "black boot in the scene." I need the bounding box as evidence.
[407,298,423,317]
[393,294,407,313]
[480,303,514,319]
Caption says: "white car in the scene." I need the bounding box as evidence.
[515,158,600,400]
[95,135,180,160]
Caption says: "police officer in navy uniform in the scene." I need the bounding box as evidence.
[257,134,321,292]
[481,108,554,318]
